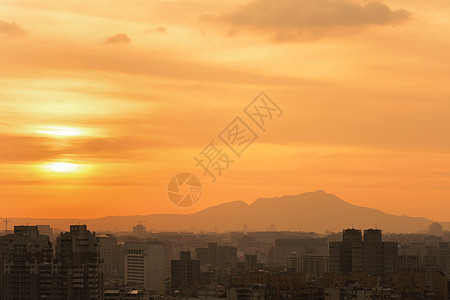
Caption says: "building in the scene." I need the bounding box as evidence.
[170,251,200,296]
[388,271,447,299]
[132,224,147,236]
[271,238,328,267]
[124,241,166,295]
[425,242,450,276]
[55,225,103,299]
[300,255,325,278]
[195,242,237,269]
[244,254,258,271]
[97,234,124,281]
[329,228,398,278]
[0,226,54,299]
[36,225,53,237]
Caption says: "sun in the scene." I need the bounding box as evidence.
[46,162,80,173]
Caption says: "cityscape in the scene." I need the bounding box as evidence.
[1,0,450,299]
[1,217,450,299]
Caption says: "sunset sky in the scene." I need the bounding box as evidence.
[1,0,450,221]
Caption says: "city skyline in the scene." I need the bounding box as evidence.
[1,223,449,299]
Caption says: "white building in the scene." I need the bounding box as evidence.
[124,241,166,295]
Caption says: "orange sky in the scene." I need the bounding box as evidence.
[1,0,449,221]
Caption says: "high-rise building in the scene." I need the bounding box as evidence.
[329,228,398,278]
[124,241,166,295]
[97,234,124,281]
[330,229,363,274]
[55,225,103,299]
[300,255,325,277]
[171,251,200,296]
[426,242,450,275]
[0,226,54,300]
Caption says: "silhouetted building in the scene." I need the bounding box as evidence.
[425,242,450,278]
[244,254,258,271]
[195,243,237,269]
[0,226,53,299]
[124,241,166,295]
[329,228,398,278]
[171,251,200,296]
[330,229,363,274]
[98,234,124,281]
[55,225,102,299]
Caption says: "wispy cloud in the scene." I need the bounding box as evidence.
[104,33,130,45]
[149,26,167,34]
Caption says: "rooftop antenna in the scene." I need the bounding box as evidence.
[3,218,9,232]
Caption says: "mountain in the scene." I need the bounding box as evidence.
[6,190,436,233]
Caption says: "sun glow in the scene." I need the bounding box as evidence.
[46,162,80,173]
[37,126,82,137]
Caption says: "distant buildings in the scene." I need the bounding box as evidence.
[270,237,328,267]
[323,271,448,299]
[132,224,147,236]
[124,241,166,295]
[230,270,321,299]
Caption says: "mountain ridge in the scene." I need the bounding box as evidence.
[3,190,442,233]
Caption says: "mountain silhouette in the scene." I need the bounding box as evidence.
[6,191,436,233]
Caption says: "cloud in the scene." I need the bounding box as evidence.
[0,132,168,163]
[0,134,57,163]
[153,26,167,34]
[0,38,316,86]
[104,33,130,45]
[0,20,26,37]
[201,0,410,41]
